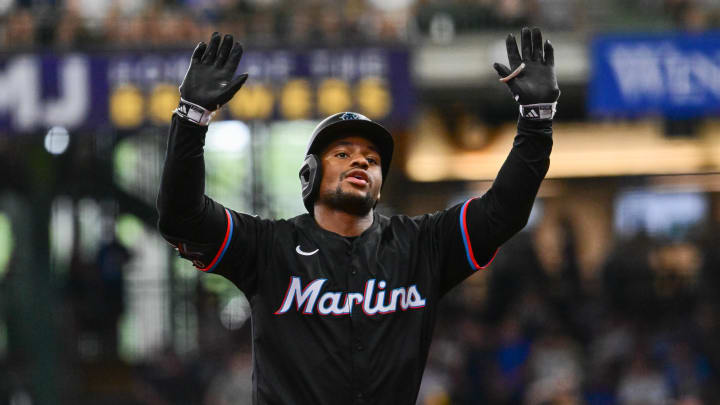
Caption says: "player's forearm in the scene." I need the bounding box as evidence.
[465,118,551,253]
[156,114,211,236]
[491,118,552,229]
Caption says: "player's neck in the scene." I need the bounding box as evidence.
[312,204,374,237]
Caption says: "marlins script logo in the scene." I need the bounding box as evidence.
[274,277,426,316]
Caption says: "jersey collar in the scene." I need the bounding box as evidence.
[302,211,381,242]
[296,212,384,276]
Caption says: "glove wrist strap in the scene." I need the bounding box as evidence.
[519,102,556,120]
[174,98,215,126]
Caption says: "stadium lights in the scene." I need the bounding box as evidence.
[44,126,70,155]
[205,120,250,153]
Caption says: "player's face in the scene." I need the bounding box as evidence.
[317,135,383,216]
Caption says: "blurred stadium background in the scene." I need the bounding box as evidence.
[2,0,720,404]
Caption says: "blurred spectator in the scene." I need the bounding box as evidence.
[65,237,131,361]
[661,340,710,399]
[54,9,85,47]
[496,0,530,27]
[602,232,657,323]
[2,8,35,48]
[96,237,131,359]
[105,11,147,46]
[525,327,584,405]
[584,366,620,405]
[65,0,114,34]
[203,351,253,405]
[649,241,701,320]
[134,347,203,405]
[587,317,634,375]
[616,352,670,405]
[66,248,106,361]
[489,316,531,404]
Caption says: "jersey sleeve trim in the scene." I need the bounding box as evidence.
[198,208,234,272]
[459,198,497,271]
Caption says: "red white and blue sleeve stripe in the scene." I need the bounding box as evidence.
[198,208,234,273]
[459,198,498,270]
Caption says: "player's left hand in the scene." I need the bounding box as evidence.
[493,27,560,120]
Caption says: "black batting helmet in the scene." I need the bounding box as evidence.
[299,112,393,213]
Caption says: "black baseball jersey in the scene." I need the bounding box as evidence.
[157,115,553,404]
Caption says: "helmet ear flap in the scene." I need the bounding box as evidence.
[299,154,321,213]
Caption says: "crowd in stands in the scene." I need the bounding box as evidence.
[1,0,720,49]
[416,217,720,405]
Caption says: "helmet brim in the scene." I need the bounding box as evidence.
[306,119,394,180]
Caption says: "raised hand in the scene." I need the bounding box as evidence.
[493,27,560,119]
[176,32,248,125]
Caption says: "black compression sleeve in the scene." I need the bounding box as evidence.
[156,114,226,242]
[464,118,552,264]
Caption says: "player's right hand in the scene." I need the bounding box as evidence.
[493,27,560,106]
[179,32,248,111]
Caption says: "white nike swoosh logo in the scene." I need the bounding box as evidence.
[296,245,319,256]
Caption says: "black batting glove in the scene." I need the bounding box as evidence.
[175,32,248,125]
[493,27,560,120]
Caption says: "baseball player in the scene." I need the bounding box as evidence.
[157,27,559,404]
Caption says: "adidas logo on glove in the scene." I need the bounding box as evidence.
[520,103,557,120]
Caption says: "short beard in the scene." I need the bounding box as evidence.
[320,184,376,217]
